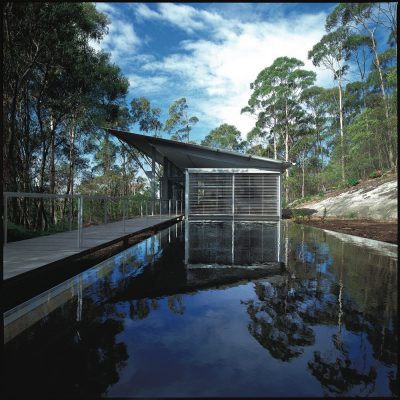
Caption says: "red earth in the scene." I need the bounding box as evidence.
[295,219,398,244]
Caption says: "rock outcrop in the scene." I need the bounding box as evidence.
[295,177,397,220]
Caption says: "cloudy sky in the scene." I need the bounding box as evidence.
[91,2,337,142]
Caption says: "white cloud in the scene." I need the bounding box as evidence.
[128,74,169,95]
[92,3,141,64]
[93,3,334,140]
[133,5,331,137]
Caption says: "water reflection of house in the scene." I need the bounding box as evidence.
[185,220,284,287]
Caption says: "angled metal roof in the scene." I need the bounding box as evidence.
[106,128,291,173]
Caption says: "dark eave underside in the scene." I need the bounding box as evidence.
[106,128,291,172]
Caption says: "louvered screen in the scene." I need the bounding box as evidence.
[188,173,233,216]
[188,172,280,218]
[234,174,278,217]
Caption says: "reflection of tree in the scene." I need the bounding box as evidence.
[243,222,397,396]
[129,298,157,320]
[307,351,377,396]
[167,295,185,315]
[244,277,315,362]
[4,295,128,398]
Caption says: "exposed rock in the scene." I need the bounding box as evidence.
[296,179,397,220]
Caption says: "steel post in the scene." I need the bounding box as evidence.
[169,199,171,216]
[123,199,126,233]
[4,193,8,245]
[77,195,83,248]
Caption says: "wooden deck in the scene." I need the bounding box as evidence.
[3,215,182,280]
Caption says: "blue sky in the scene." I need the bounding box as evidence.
[91,2,339,142]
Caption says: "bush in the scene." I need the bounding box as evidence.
[369,170,382,179]
[347,177,359,187]
[6,222,37,242]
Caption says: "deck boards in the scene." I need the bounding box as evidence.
[3,215,181,280]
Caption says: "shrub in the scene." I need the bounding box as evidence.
[344,212,358,219]
[369,170,382,179]
[347,177,359,187]
[321,207,327,222]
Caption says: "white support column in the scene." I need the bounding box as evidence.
[232,174,235,218]
[185,170,189,219]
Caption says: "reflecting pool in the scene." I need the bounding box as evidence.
[3,221,398,397]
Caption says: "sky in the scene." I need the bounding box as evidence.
[90,2,339,142]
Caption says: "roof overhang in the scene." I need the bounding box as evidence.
[106,128,291,173]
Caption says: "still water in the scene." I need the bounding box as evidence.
[3,221,398,397]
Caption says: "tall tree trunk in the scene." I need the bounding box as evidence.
[338,80,345,184]
[368,29,395,169]
[284,101,289,204]
[69,120,76,226]
[49,116,56,225]
[301,152,305,198]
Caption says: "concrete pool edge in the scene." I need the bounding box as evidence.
[3,216,183,311]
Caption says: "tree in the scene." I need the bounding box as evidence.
[2,2,134,233]
[201,123,244,152]
[242,57,316,203]
[130,97,162,137]
[308,28,351,184]
[163,97,199,143]
[301,86,329,191]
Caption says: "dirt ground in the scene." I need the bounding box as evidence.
[295,219,398,244]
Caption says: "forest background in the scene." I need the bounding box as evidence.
[3,2,397,237]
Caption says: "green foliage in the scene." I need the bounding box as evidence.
[369,170,382,179]
[130,97,161,136]
[322,207,328,222]
[164,98,199,142]
[344,211,358,219]
[291,208,313,222]
[347,177,359,187]
[201,124,245,152]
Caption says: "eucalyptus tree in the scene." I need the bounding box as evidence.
[246,126,276,159]
[242,57,316,203]
[163,97,199,143]
[130,97,162,137]
[3,2,109,194]
[326,3,397,169]
[308,28,351,184]
[201,123,245,152]
[301,86,329,191]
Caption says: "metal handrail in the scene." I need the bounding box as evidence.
[3,192,184,248]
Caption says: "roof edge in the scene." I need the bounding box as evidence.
[105,127,292,170]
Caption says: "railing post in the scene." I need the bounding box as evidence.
[122,198,126,233]
[4,193,8,245]
[159,200,161,218]
[77,195,83,248]
[146,201,148,216]
[175,200,178,216]
[140,202,143,217]
[169,199,171,216]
